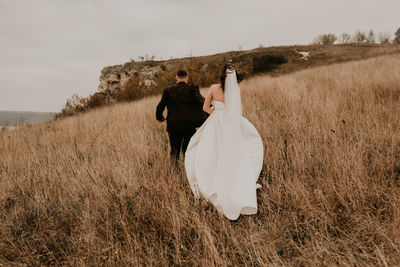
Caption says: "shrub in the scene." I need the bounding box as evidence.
[367,29,375,43]
[339,33,352,44]
[115,75,146,102]
[312,33,337,45]
[394,27,400,44]
[86,93,109,109]
[56,94,87,118]
[353,30,367,44]
[378,32,392,44]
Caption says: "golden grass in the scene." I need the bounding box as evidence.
[1,55,400,266]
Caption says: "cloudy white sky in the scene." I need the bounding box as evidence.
[1,0,399,112]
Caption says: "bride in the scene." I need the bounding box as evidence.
[185,63,264,220]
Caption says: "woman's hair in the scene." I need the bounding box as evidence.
[219,63,245,91]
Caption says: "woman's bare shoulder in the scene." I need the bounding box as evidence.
[207,84,218,93]
[209,84,222,90]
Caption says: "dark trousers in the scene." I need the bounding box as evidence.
[168,128,196,162]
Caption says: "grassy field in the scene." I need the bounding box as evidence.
[1,54,400,266]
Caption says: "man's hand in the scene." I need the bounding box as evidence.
[158,117,166,122]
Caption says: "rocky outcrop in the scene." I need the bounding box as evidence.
[98,62,163,92]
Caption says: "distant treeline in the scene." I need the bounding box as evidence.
[0,111,55,126]
[312,27,400,45]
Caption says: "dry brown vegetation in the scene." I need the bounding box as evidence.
[58,44,400,118]
[1,55,400,266]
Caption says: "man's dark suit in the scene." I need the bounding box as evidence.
[156,82,207,161]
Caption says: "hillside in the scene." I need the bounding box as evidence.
[0,111,54,126]
[98,44,400,93]
[1,55,400,265]
[59,44,400,118]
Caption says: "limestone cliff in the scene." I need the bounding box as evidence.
[98,62,163,92]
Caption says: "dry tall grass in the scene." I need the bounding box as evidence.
[1,55,400,266]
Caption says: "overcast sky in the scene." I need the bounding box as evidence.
[1,0,399,112]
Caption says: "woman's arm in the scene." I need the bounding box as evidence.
[203,86,214,115]
[191,84,205,104]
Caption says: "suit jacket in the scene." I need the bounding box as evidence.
[156,82,207,131]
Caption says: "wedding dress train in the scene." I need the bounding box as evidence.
[185,70,263,220]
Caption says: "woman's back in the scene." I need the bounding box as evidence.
[210,84,224,103]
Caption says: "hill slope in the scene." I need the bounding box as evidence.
[1,55,400,266]
[98,44,400,93]
[60,44,400,117]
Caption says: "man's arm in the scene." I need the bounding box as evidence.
[156,89,168,122]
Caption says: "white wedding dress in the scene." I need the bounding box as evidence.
[185,70,264,220]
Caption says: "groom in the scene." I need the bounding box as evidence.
[156,69,207,164]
